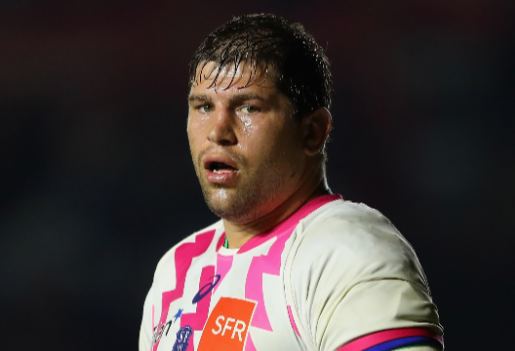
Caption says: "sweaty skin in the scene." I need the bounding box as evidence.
[187,62,331,248]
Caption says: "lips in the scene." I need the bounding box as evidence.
[202,154,239,184]
[209,161,237,173]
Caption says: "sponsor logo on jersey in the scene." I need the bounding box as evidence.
[151,274,221,346]
[197,297,256,351]
[151,308,184,345]
[193,274,221,304]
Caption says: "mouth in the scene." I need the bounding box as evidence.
[202,154,240,184]
[209,161,238,174]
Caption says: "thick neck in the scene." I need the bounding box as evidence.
[222,171,330,249]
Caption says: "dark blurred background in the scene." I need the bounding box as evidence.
[0,0,513,349]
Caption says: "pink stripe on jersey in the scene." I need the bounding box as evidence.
[152,305,155,331]
[244,194,342,332]
[214,253,233,293]
[337,327,444,351]
[181,265,216,351]
[245,231,290,331]
[239,194,342,254]
[245,333,258,351]
[152,230,215,351]
[287,305,300,337]
[181,265,215,330]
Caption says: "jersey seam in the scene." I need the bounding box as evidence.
[343,277,429,296]
[283,198,350,351]
[284,221,316,351]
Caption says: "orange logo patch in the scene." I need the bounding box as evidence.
[198,297,256,351]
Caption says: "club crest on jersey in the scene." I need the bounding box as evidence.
[172,326,192,351]
[197,297,256,351]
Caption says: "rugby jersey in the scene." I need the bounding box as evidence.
[139,194,443,351]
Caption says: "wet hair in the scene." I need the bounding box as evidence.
[189,13,332,119]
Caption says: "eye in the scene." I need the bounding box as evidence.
[239,105,259,114]
[198,104,214,113]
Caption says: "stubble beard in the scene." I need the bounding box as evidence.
[197,156,290,224]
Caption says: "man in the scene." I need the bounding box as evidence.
[139,14,443,351]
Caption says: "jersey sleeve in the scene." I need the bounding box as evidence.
[286,203,443,351]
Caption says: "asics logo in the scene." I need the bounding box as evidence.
[192,274,221,304]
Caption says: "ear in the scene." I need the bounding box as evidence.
[302,107,332,156]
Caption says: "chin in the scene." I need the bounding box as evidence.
[207,203,250,222]
[199,173,287,223]
[203,191,258,223]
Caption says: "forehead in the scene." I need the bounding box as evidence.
[190,61,277,93]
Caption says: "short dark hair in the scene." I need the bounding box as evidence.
[189,14,332,119]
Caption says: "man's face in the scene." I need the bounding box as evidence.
[187,62,307,224]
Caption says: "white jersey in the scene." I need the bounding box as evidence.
[139,194,444,351]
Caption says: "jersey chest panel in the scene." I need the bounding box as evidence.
[151,230,303,351]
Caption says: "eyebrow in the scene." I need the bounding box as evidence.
[188,94,211,104]
[229,93,266,103]
[188,92,267,105]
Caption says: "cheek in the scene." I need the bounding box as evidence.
[187,116,207,147]
[186,123,194,146]
[188,112,210,134]
[242,127,294,166]
[239,116,252,134]
[237,120,276,154]
[269,127,305,167]
[187,122,201,158]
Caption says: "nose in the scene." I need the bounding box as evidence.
[207,108,237,145]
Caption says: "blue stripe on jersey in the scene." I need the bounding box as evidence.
[364,336,439,351]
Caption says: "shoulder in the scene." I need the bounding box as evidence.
[153,220,224,280]
[292,199,429,290]
[284,200,443,350]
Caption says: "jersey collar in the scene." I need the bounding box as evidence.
[225,194,343,254]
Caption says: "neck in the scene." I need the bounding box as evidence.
[222,175,330,249]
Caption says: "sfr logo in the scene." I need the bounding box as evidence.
[212,316,247,341]
[198,298,256,351]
